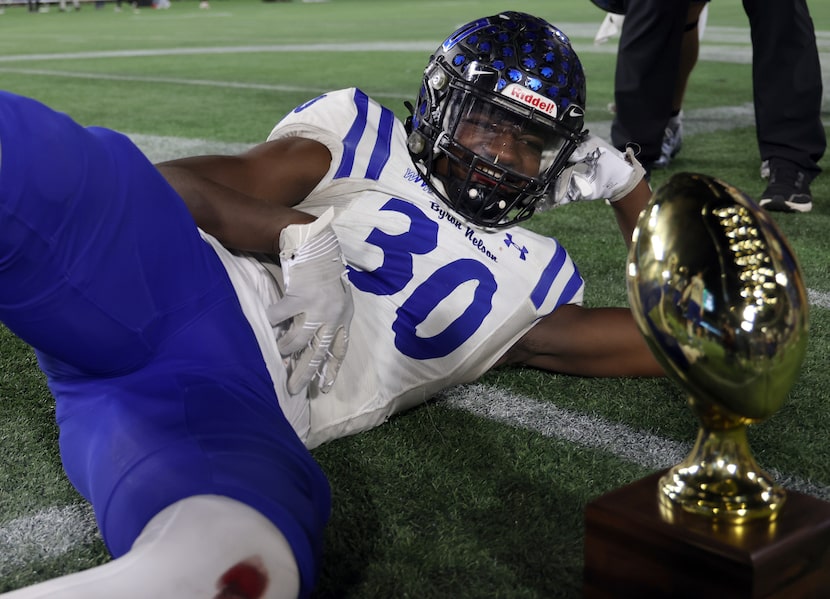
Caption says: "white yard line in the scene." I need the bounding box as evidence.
[0,69,803,142]
[0,504,99,577]
[808,289,830,310]
[0,66,343,98]
[441,384,830,504]
[3,379,828,576]
[0,42,439,63]
[0,67,779,140]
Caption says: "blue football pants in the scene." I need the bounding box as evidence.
[0,91,330,597]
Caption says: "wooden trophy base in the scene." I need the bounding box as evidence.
[584,469,830,598]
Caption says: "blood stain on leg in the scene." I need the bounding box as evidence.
[214,556,268,599]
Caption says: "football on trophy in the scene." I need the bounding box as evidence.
[626,172,809,522]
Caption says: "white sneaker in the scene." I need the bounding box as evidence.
[653,112,683,169]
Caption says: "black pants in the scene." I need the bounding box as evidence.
[611,0,825,177]
[743,0,825,177]
[610,0,688,164]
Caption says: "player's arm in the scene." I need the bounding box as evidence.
[500,139,660,377]
[496,304,664,377]
[158,137,352,395]
[156,137,332,253]
[502,180,659,377]
[610,177,651,249]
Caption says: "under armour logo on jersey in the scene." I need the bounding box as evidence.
[504,233,528,260]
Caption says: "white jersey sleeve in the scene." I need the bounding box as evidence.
[262,88,585,448]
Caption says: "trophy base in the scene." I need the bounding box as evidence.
[584,469,830,598]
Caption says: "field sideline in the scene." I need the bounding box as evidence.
[1,1,829,596]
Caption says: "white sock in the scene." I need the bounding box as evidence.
[0,495,301,599]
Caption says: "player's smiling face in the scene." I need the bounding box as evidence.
[452,104,547,179]
[425,93,571,227]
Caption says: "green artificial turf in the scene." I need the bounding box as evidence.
[0,0,828,595]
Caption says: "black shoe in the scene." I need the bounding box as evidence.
[758,159,812,213]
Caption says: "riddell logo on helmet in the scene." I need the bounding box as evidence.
[503,84,558,117]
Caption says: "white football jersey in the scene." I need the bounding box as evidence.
[210,88,585,449]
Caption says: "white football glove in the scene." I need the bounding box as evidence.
[548,135,646,208]
[266,207,353,395]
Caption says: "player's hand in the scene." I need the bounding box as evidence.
[550,135,646,207]
[265,208,353,395]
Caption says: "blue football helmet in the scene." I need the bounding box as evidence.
[406,11,587,228]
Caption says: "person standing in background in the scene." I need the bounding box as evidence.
[608,0,825,213]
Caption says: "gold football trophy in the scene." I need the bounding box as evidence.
[583,173,830,598]
[626,172,809,523]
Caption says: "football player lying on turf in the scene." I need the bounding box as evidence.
[0,11,663,599]
[159,12,663,450]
